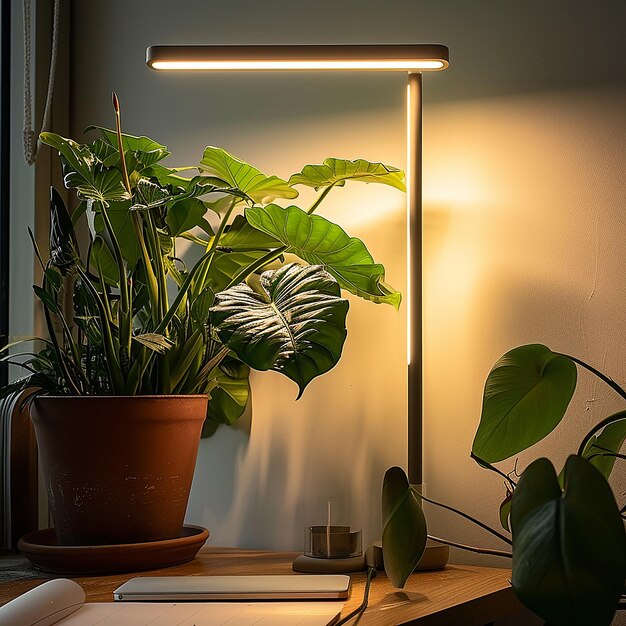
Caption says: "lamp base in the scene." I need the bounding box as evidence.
[416,539,449,570]
[292,554,366,573]
[365,539,449,572]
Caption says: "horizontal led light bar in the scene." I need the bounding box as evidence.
[146,44,449,72]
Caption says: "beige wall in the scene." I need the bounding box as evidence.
[66,0,626,576]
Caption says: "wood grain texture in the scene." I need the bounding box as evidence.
[0,547,530,625]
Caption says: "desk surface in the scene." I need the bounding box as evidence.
[0,546,530,625]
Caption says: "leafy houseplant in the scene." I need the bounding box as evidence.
[382,344,626,626]
[4,95,404,546]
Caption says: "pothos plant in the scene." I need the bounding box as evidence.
[382,344,626,626]
[1,94,404,436]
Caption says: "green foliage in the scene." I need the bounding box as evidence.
[381,467,427,588]
[206,357,251,426]
[289,157,406,192]
[245,204,401,308]
[472,345,577,462]
[383,342,626,625]
[580,412,626,479]
[5,106,403,436]
[199,146,298,204]
[511,456,625,626]
[211,263,349,397]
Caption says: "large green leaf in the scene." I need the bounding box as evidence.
[85,126,170,167]
[93,201,141,268]
[210,263,348,397]
[199,147,298,204]
[381,467,427,588]
[166,197,207,236]
[511,456,626,626]
[245,204,401,308]
[90,236,118,285]
[219,215,281,251]
[472,345,577,462]
[63,167,129,204]
[289,157,406,192]
[581,412,626,480]
[40,132,129,203]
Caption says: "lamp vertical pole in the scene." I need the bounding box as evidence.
[407,71,423,486]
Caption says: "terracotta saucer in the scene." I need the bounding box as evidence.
[17,525,209,575]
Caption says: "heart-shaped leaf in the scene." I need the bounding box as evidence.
[381,466,427,588]
[199,146,298,204]
[581,412,626,480]
[210,263,348,397]
[472,345,577,462]
[245,204,401,308]
[289,157,406,192]
[511,455,626,626]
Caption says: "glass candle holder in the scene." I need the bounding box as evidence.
[304,525,362,559]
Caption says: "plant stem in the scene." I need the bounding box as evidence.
[112,92,132,196]
[42,304,81,394]
[192,345,229,389]
[225,247,286,289]
[112,92,159,331]
[97,201,132,356]
[144,209,168,318]
[585,452,626,462]
[132,212,160,327]
[557,352,626,402]
[307,183,337,215]
[95,252,114,325]
[413,489,513,546]
[48,280,88,389]
[76,267,125,393]
[193,199,236,297]
[154,248,216,335]
[470,452,517,488]
[427,535,512,558]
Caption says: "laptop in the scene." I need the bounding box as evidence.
[113,575,351,602]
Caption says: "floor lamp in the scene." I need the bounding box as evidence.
[146,44,449,487]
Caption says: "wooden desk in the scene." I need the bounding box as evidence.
[0,547,535,625]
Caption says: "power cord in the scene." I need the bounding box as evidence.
[334,566,377,625]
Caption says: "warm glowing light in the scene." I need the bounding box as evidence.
[150,60,445,71]
[146,44,450,74]
[406,82,413,366]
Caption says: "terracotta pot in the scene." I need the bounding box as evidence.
[30,395,207,546]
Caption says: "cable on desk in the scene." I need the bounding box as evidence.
[334,566,377,626]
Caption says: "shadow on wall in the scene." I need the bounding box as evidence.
[189,364,394,549]
[185,206,407,549]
